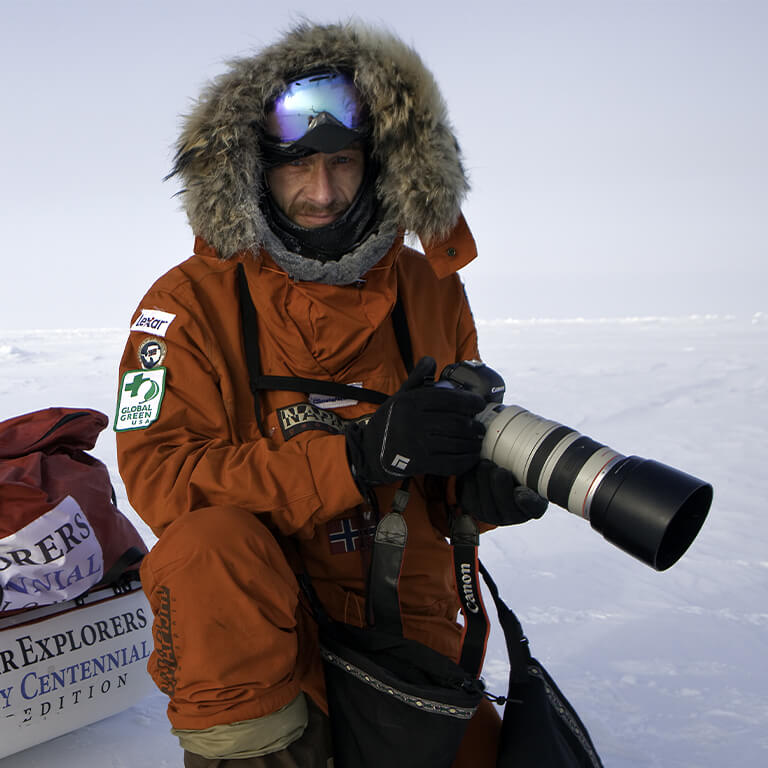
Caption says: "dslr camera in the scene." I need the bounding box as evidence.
[440,361,712,571]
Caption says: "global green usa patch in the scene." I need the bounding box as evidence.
[114,368,167,431]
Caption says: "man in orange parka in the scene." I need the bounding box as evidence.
[115,21,546,768]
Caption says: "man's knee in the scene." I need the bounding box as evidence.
[142,506,296,587]
[140,506,305,729]
[155,506,270,556]
[180,694,333,768]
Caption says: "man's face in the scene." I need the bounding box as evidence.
[266,146,365,229]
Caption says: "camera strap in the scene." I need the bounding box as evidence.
[451,514,490,677]
[366,482,410,634]
[366,487,490,678]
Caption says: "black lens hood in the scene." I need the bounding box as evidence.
[590,456,712,570]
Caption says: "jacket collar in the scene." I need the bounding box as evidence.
[192,212,477,281]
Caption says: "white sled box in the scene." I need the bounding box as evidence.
[0,584,155,759]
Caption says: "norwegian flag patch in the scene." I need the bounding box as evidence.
[326,517,376,555]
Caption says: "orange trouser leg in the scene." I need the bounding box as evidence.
[140,506,303,731]
[452,696,502,767]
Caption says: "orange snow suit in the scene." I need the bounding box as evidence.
[115,216,500,761]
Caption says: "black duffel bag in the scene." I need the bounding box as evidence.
[319,617,484,768]
[479,563,604,768]
[302,502,605,768]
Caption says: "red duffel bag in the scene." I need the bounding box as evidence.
[0,407,147,613]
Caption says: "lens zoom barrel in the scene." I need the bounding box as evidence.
[478,405,712,570]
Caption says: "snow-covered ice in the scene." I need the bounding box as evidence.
[1,314,766,767]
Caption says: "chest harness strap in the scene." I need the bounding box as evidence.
[236,264,413,434]
[236,262,489,677]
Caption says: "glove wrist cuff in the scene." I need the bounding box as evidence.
[345,425,378,501]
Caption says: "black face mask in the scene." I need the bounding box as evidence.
[262,160,381,263]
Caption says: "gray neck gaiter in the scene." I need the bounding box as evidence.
[262,217,399,285]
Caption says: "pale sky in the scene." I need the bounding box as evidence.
[2,0,765,328]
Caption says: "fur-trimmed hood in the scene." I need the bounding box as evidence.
[169,21,469,261]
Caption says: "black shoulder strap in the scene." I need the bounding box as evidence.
[366,483,410,634]
[237,263,268,433]
[391,291,414,374]
[477,560,531,684]
[236,263,414,430]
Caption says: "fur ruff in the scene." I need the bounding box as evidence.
[169,21,469,261]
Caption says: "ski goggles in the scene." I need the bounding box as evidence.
[267,71,365,145]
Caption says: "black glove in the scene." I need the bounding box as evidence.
[346,356,486,488]
[457,459,548,525]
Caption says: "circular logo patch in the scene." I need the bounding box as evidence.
[138,337,167,369]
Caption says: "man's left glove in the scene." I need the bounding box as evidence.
[457,459,548,525]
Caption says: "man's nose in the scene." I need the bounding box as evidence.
[305,160,335,206]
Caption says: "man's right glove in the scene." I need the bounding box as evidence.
[346,356,486,489]
[457,459,548,525]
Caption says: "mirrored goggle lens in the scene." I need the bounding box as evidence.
[269,72,363,143]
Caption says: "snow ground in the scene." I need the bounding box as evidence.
[0,314,766,767]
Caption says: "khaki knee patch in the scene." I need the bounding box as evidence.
[173,692,308,759]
